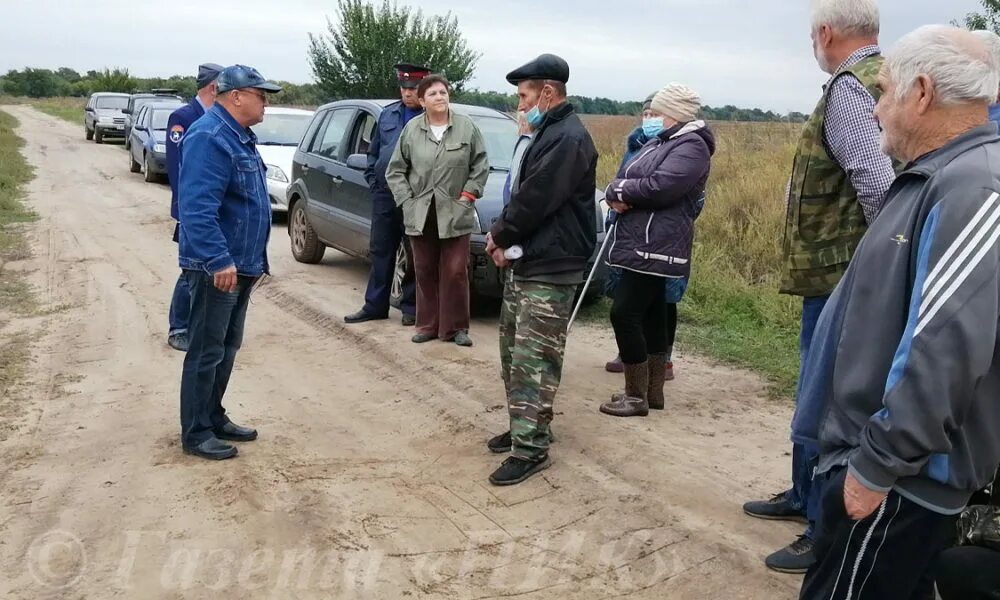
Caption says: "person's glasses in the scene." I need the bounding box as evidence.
[241,89,269,105]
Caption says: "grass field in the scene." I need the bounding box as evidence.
[0,96,85,126]
[581,115,802,398]
[0,110,38,397]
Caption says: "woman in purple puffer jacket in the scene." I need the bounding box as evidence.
[599,83,715,418]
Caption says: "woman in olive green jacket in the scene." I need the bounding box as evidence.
[386,75,490,346]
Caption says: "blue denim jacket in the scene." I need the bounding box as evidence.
[177,104,271,276]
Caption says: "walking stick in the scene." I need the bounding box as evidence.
[567,221,614,333]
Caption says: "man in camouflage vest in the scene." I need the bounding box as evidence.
[742,0,896,574]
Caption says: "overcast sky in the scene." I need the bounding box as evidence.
[0,0,983,112]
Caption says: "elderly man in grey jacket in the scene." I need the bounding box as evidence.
[791,25,1000,599]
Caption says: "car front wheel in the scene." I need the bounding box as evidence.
[94,128,103,144]
[143,153,156,183]
[129,148,141,173]
[85,126,93,141]
[289,200,325,264]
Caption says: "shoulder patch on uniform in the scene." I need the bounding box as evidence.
[169,125,185,143]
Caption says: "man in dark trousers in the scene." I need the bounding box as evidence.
[165,62,223,352]
[177,65,281,460]
[485,54,598,486]
[343,63,427,326]
[792,26,1000,598]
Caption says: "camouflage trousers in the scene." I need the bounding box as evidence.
[499,274,575,461]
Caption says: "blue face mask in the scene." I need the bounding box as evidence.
[525,90,552,129]
[525,105,545,128]
[642,117,664,138]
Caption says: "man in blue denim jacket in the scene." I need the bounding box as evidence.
[176,65,280,460]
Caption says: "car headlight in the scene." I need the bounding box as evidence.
[266,165,288,183]
[153,143,166,153]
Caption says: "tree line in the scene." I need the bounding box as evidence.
[0,66,806,122]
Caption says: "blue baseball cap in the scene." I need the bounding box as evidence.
[216,64,282,94]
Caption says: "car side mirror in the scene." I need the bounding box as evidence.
[134,125,147,132]
[346,154,367,170]
[85,107,94,112]
[123,108,132,115]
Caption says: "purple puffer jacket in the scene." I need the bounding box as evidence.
[605,121,715,278]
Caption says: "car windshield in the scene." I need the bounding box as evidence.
[96,96,128,110]
[469,115,517,170]
[150,109,172,130]
[252,113,312,145]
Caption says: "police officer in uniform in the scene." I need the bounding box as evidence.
[165,62,224,352]
[344,63,429,326]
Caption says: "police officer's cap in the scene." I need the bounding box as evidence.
[505,54,570,85]
[196,63,225,90]
[394,63,431,89]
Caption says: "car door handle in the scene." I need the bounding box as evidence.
[331,175,343,185]
[301,164,310,172]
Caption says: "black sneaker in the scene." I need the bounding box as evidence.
[764,536,816,574]
[743,491,808,523]
[167,332,189,352]
[489,456,551,486]
[487,431,512,453]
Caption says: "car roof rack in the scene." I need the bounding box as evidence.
[149,88,179,94]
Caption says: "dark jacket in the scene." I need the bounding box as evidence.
[490,102,598,278]
[791,124,1000,515]
[166,98,207,221]
[620,126,649,170]
[177,104,271,276]
[365,100,422,194]
[605,121,715,278]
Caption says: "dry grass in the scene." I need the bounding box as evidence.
[0,96,87,125]
[581,115,802,397]
[0,110,38,402]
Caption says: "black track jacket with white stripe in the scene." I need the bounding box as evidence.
[791,122,1000,515]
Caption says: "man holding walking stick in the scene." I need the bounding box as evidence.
[484,53,598,486]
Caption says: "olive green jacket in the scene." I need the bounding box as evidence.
[386,111,490,238]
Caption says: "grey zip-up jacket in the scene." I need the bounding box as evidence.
[791,123,1000,515]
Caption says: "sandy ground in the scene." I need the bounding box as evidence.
[0,105,805,599]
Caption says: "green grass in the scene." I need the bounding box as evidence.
[0,96,86,126]
[582,117,802,398]
[30,97,85,125]
[0,109,38,399]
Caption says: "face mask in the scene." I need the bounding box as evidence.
[525,89,551,129]
[642,117,664,138]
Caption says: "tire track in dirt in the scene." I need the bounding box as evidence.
[0,106,803,599]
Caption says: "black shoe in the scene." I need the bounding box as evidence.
[344,309,388,324]
[214,422,258,442]
[183,438,238,460]
[764,536,816,574]
[487,431,512,454]
[167,332,189,352]
[743,491,808,523]
[453,331,473,347]
[411,332,437,343]
[489,456,552,486]
[401,314,416,326]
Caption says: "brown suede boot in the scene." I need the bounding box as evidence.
[600,361,649,417]
[647,353,668,410]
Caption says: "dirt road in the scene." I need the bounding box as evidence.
[0,106,802,599]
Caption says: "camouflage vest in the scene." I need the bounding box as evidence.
[780,54,885,297]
